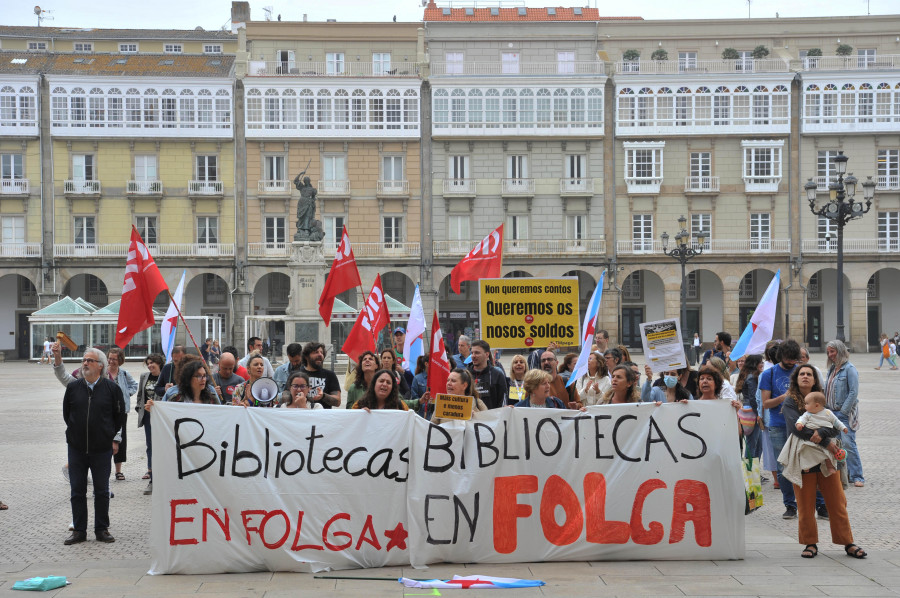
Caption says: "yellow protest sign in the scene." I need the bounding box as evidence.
[433,393,474,421]
[479,277,580,349]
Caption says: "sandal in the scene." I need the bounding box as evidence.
[845,544,867,559]
[854,481,865,487]
[142,471,151,480]
[115,472,125,481]
[801,544,817,558]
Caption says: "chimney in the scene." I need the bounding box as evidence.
[303,14,308,22]
[231,1,250,32]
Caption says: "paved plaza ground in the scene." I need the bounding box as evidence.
[1,354,899,597]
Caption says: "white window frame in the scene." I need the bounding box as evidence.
[323,215,345,249]
[502,52,520,74]
[557,51,575,74]
[741,139,783,192]
[817,216,837,251]
[624,141,664,193]
[264,216,286,246]
[878,211,900,251]
[134,154,158,181]
[72,154,95,181]
[263,154,285,183]
[678,51,697,71]
[196,155,218,181]
[857,48,876,68]
[27,41,47,50]
[877,149,900,190]
[135,215,158,245]
[507,154,527,179]
[506,214,529,243]
[196,216,219,245]
[448,214,470,241]
[0,215,25,244]
[691,213,711,250]
[203,44,223,54]
[816,150,840,190]
[119,43,138,53]
[321,154,348,192]
[383,215,403,246]
[382,155,404,181]
[687,151,712,191]
[164,43,183,54]
[0,153,24,180]
[74,216,96,245]
[750,213,771,251]
[567,214,587,240]
[74,42,93,52]
[373,52,391,75]
[632,214,653,253]
[326,53,345,75]
[623,271,642,300]
[445,52,464,75]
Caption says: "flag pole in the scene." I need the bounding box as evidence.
[166,288,205,360]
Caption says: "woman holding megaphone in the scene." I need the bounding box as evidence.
[232,353,278,407]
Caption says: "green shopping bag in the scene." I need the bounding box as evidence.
[743,443,763,513]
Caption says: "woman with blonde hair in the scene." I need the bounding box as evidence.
[506,354,528,404]
[515,369,567,409]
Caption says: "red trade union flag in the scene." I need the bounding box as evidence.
[427,310,451,395]
[341,275,389,364]
[318,225,362,326]
[450,223,503,294]
[115,226,169,348]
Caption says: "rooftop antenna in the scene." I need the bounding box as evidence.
[746,0,751,18]
[34,5,53,26]
[263,6,273,21]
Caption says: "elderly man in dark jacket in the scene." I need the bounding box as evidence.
[63,347,125,545]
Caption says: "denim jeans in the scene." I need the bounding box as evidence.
[744,424,762,459]
[835,411,864,483]
[68,445,112,533]
[766,425,795,509]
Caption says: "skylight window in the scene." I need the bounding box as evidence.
[573,7,582,15]
[547,8,556,15]
[465,7,474,15]
[517,7,527,16]
[490,7,499,15]
[11,58,27,64]
[442,7,451,15]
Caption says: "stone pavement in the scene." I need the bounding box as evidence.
[1,356,898,597]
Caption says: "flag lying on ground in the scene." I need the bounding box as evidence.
[450,223,503,294]
[427,310,451,394]
[161,270,186,363]
[341,275,389,364]
[318,225,361,326]
[116,226,168,348]
[398,575,545,589]
[730,269,781,361]
[567,270,606,387]
[402,285,426,371]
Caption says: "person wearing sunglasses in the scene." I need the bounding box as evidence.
[281,372,322,410]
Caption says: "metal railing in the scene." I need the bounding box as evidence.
[325,242,420,258]
[617,238,790,254]
[188,180,224,195]
[443,179,477,195]
[54,243,235,258]
[615,58,788,74]
[0,243,41,258]
[431,61,604,76]
[248,243,290,258]
[257,180,292,194]
[319,180,351,195]
[876,175,900,190]
[813,175,839,192]
[801,238,900,253]
[624,177,663,194]
[559,178,594,194]
[743,177,781,193]
[434,239,605,256]
[126,180,163,194]
[64,180,101,194]
[801,55,900,71]
[249,61,420,77]
[376,180,409,196]
[501,178,535,195]
[684,176,720,192]
[0,179,29,194]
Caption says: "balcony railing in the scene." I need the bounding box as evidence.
[617,238,790,254]
[188,180,224,195]
[684,176,720,193]
[325,242,420,258]
[743,176,781,193]
[54,243,235,258]
[624,177,663,194]
[248,242,290,258]
[319,180,351,196]
[501,178,535,196]
[813,175,839,192]
[0,179,29,195]
[801,238,900,253]
[64,180,101,194]
[443,179,477,195]
[126,180,163,195]
[559,178,594,194]
[876,175,900,190]
[434,239,605,256]
[431,61,604,76]
[0,243,41,258]
[376,180,409,196]
[257,180,292,194]
[615,58,788,74]
[248,61,420,77]
[801,55,900,71]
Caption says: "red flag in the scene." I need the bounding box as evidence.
[116,226,169,348]
[427,310,451,395]
[319,225,362,326]
[450,223,504,294]
[341,275,389,364]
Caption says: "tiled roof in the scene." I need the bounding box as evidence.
[0,25,235,41]
[0,51,235,78]
[423,3,641,22]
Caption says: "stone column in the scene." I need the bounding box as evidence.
[288,242,328,348]
[785,285,806,343]
[722,286,740,338]
[849,288,868,353]
[664,288,682,320]
[38,74,55,295]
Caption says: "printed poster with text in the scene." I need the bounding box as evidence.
[640,318,688,374]
[479,277,580,349]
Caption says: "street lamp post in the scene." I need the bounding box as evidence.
[661,215,706,343]
[804,151,876,344]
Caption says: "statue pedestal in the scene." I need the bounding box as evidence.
[286,241,327,348]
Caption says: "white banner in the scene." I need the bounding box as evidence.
[149,402,744,574]
[149,403,414,574]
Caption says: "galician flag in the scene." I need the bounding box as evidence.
[399,575,545,589]
[402,284,426,372]
[161,270,186,363]
[730,269,781,361]
[567,270,606,387]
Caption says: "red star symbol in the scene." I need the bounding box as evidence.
[383,522,408,551]
[166,314,178,328]
[446,578,495,588]
[751,322,758,332]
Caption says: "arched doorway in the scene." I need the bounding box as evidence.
[253,273,291,354]
[184,273,229,347]
[865,268,900,350]
[563,269,597,326]
[0,274,37,359]
[805,268,850,349]
[62,273,108,306]
[620,269,665,348]
[687,269,724,341]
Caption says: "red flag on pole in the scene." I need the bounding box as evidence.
[115,226,169,348]
[319,225,362,326]
[427,310,451,395]
[341,275,389,364]
[450,223,504,294]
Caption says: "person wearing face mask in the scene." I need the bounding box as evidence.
[641,365,693,403]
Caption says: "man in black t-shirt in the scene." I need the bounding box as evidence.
[302,342,341,408]
[467,340,509,409]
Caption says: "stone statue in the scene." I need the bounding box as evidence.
[293,161,324,242]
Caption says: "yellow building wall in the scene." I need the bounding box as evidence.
[0,39,237,53]
[52,139,234,244]
[0,138,41,241]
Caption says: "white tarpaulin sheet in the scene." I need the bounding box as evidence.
[148,401,744,574]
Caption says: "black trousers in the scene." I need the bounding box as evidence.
[68,444,112,533]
